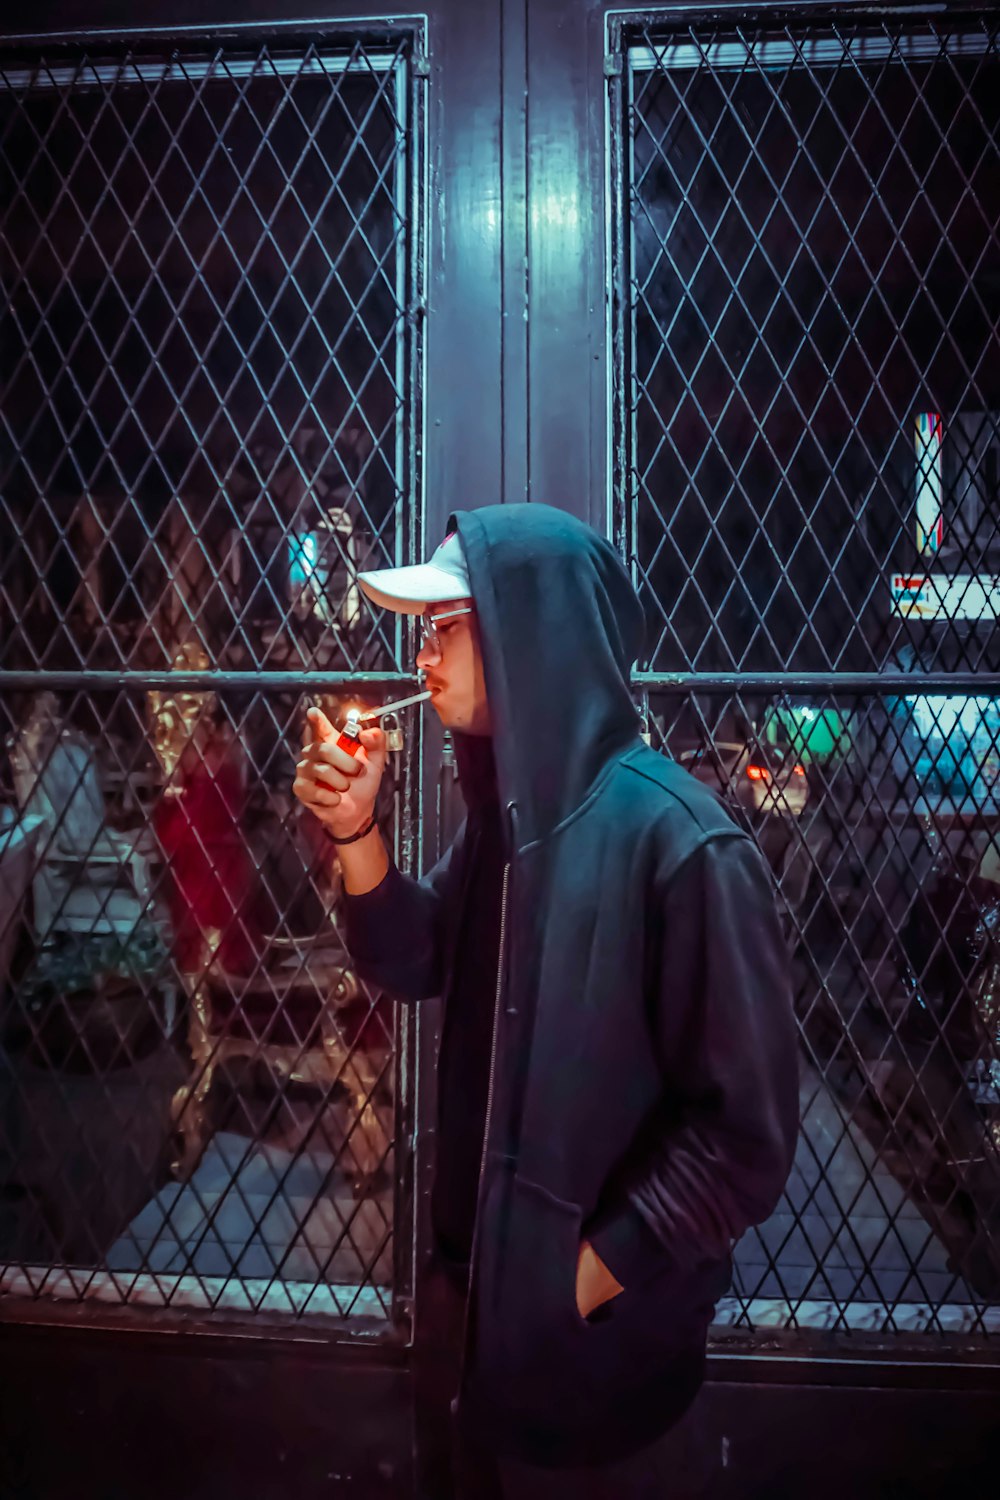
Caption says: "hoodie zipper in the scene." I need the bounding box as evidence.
[453,800,515,1418]
[481,861,509,1185]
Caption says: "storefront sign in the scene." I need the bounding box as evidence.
[889,572,1000,620]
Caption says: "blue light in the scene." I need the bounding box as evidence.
[906,693,992,741]
[289,531,319,591]
[898,693,1000,804]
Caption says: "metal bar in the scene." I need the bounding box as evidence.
[1,54,399,90]
[3,15,425,45]
[629,30,995,75]
[633,672,1000,694]
[0,672,418,691]
[3,670,995,695]
[606,22,629,556]
[390,31,426,1336]
[707,1349,1000,1386]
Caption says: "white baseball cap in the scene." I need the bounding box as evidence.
[356,531,471,615]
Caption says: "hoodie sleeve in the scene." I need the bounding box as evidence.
[340,820,468,1004]
[586,833,799,1289]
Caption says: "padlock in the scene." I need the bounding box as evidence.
[639,714,652,747]
[382,712,404,753]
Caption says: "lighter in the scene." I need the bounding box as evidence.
[334,709,367,759]
[312,689,432,794]
[332,687,434,758]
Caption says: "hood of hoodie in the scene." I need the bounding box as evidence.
[447,504,645,849]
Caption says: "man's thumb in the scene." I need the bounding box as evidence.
[307,705,335,742]
[357,725,386,757]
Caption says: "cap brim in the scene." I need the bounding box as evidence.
[356,562,470,615]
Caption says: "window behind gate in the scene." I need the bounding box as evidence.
[0,33,425,1330]
[610,9,1000,1343]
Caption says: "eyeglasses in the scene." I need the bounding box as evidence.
[418,605,473,660]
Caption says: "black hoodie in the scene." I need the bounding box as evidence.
[343,504,798,1468]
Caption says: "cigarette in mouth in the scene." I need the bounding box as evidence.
[352,689,433,725]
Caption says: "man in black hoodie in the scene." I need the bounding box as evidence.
[293,505,798,1499]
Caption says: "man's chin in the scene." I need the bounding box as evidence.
[431,701,474,735]
[430,697,455,728]
[428,694,489,735]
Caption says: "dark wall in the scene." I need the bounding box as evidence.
[1,1319,997,1499]
[0,1319,413,1499]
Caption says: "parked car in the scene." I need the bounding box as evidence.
[678,738,810,819]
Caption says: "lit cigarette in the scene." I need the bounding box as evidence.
[348,689,433,725]
[323,689,433,761]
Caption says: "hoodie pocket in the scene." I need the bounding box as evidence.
[473,1170,600,1419]
[467,1167,720,1449]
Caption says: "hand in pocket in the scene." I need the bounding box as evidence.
[575,1239,624,1319]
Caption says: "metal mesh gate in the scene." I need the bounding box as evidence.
[610,7,1000,1341]
[0,31,426,1327]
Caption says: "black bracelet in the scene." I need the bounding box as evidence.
[327,813,379,846]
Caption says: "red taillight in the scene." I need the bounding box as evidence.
[746,765,768,781]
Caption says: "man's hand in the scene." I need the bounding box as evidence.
[575,1239,624,1319]
[293,705,388,838]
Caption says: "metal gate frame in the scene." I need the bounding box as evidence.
[0,10,431,1345]
[608,1,1000,1366]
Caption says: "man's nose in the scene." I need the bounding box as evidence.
[415,639,437,670]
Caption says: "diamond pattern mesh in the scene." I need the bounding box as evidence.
[0,38,424,1324]
[642,690,1000,1337]
[614,12,1000,1341]
[0,41,418,676]
[623,15,1000,677]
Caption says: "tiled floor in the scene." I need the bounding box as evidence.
[5,1036,996,1335]
[108,1127,393,1293]
[731,1065,985,1319]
